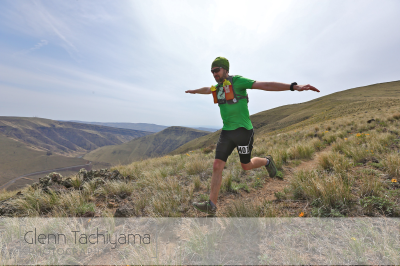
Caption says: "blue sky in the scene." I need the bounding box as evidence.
[1,0,399,128]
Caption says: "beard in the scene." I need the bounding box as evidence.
[215,70,228,84]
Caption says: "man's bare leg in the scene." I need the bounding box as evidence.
[209,159,225,204]
[241,157,268,171]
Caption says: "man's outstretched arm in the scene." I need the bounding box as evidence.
[252,82,320,92]
[185,87,211,94]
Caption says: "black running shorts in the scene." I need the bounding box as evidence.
[215,127,254,164]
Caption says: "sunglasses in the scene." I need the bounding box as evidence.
[211,67,222,74]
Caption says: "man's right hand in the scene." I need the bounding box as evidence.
[185,90,197,94]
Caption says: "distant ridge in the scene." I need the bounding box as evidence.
[63,121,168,132]
[0,117,153,156]
[83,126,210,165]
[62,120,220,133]
[192,127,219,132]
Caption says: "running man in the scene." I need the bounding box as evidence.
[185,57,319,215]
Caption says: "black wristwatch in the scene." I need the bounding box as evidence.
[290,82,297,91]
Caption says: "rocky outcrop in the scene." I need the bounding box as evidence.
[0,168,134,217]
[77,168,131,183]
[31,172,74,193]
[0,191,25,217]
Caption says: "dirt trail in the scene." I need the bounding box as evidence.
[296,146,332,172]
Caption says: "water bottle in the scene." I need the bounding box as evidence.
[211,85,218,104]
[223,79,234,101]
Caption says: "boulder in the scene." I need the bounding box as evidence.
[0,201,20,217]
[114,201,136,217]
[61,177,73,188]
[43,183,69,194]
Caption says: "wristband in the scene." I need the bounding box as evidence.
[290,82,297,91]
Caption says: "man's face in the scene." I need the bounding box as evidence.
[211,67,227,83]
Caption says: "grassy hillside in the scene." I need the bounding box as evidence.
[2,107,400,219]
[170,80,400,155]
[0,116,153,156]
[83,126,211,165]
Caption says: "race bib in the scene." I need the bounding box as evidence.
[237,145,250,154]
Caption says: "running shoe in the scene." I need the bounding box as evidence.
[265,155,277,178]
[193,200,217,215]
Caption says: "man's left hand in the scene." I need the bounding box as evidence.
[295,84,320,92]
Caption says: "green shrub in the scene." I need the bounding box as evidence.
[369,162,383,169]
[275,171,284,180]
[252,174,265,188]
[310,207,345,217]
[360,196,399,217]
[274,191,287,201]
[232,183,250,193]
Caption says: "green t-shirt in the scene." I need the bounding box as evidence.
[215,75,255,131]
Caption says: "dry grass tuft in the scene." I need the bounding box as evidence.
[291,169,353,211]
[202,144,216,154]
[288,143,315,160]
[185,156,211,175]
[392,113,400,120]
[357,170,383,198]
[193,176,201,191]
[382,153,400,177]
[95,180,135,197]
[310,138,325,151]
[317,151,353,173]
[13,189,96,217]
[0,189,18,201]
[221,175,233,193]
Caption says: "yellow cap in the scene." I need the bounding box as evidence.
[210,85,217,91]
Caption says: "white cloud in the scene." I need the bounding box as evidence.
[13,39,48,56]
[30,39,48,51]
[0,0,399,127]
